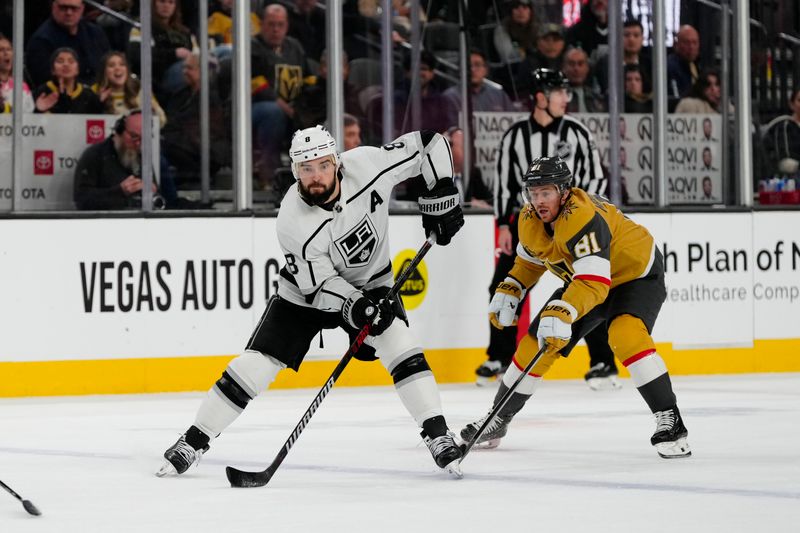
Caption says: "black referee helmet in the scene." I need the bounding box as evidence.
[530,68,570,97]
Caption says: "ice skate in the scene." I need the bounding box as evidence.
[584,362,622,391]
[475,360,507,387]
[651,406,691,458]
[156,434,209,477]
[422,430,463,478]
[459,411,514,449]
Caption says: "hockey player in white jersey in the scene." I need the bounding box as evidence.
[157,125,465,477]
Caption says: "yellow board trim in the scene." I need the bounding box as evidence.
[1,339,799,397]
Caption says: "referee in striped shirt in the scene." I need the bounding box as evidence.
[477,68,620,391]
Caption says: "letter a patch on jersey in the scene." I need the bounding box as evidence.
[335,215,378,268]
[370,190,384,213]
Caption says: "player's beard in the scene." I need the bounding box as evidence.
[298,179,337,206]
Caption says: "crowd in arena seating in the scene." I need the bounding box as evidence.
[0,0,795,208]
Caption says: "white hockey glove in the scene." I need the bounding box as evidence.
[342,291,395,336]
[536,299,577,355]
[489,278,523,329]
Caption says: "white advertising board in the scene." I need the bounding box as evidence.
[752,212,800,340]
[0,211,798,364]
[0,214,494,362]
[653,213,753,348]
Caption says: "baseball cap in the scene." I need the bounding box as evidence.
[538,23,565,39]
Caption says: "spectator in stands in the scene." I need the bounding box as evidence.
[675,69,721,114]
[0,33,34,113]
[763,88,800,176]
[26,0,110,87]
[294,49,361,130]
[562,47,605,113]
[33,47,102,113]
[443,49,515,127]
[564,0,608,60]
[393,50,449,134]
[493,0,538,66]
[594,18,652,95]
[128,0,199,98]
[624,64,652,113]
[74,109,174,210]
[93,51,166,126]
[447,126,492,208]
[390,0,428,38]
[251,2,315,190]
[93,0,134,52]
[208,0,260,60]
[667,25,700,101]
[161,53,229,187]
[288,0,326,62]
[514,23,566,99]
[343,113,362,150]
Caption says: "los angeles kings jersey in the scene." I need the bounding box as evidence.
[275,131,454,312]
[507,188,658,320]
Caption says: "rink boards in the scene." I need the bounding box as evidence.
[0,211,798,397]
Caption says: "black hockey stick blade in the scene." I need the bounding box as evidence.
[226,465,274,488]
[22,499,42,516]
[0,479,42,516]
[459,344,548,463]
[225,234,437,488]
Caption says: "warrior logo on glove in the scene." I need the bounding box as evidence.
[419,177,464,246]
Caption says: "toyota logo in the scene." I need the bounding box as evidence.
[88,124,104,140]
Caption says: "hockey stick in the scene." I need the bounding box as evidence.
[459,343,549,463]
[226,233,438,488]
[0,478,41,516]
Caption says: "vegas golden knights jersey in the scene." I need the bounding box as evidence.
[507,188,658,319]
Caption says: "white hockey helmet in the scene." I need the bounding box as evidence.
[289,125,340,180]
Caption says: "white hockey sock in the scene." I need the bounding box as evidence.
[625,350,668,387]
[394,372,443,427]
[194,350,283,440]
[501,361,543,396]
[193,387,242,439]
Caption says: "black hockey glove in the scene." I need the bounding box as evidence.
[342,292,396,336]
[418,177,464,246]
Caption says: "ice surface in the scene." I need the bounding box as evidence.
[1,373,798,532]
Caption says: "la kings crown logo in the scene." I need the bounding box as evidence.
[335,215,378,268]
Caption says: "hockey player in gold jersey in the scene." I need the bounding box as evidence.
[461,157,691,458]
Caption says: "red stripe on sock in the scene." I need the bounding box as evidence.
[622,348,656,367]
[512,357,542,377]
[574,274,611,286]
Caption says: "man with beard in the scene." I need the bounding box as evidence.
[74,109,169,210]
[157,125,467,478]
